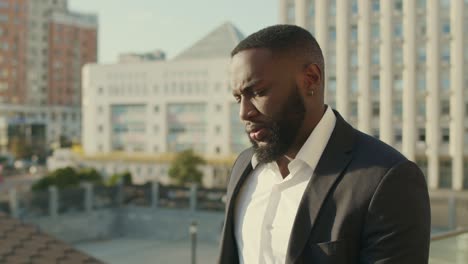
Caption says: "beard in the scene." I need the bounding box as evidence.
[248,87,306,164]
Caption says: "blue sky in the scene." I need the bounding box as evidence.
[68,0,278,63]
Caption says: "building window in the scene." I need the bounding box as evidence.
[394,75,403,91]
[351,102,358,116]
[393,101,402,116]
[394,49,403,65]
[372,49,379,65]
[442,22,450,35]
[351,50,358,66]
[441,72,450,90]
[394,23,403,38]
[372,0,380,12]
[154,125,159,133]
[395,129,402,142]
[154,105,159,113]
[351,0,358,14]
[441,101,450,115]
[417,0,426,9]
[418,72,426,91]
[329,77,336,91]
[153,145,159,152]
[351,25,358,41]
[98,106,103,114]
[351,75,358,93]
[418,46,426,63]
[98,125,103,133]
[441,46,450,63]
[215,104,222,112]
[371,23,379,39]
[98,87,104,94]
[439,160,452,189]
[0,82,7,91]
[394,0,403,11]
[329,26,336,41]
[418,128,426,142]
[418,101,426,117]
[215,125,221,134]
[215,146,221,154]
[442,128,450,142]
[329,0,336,16]
[441,0,450,9]
[372,76,379,92]
[287,3,295,22]
[372,102,379,117]
[308,0,315,17]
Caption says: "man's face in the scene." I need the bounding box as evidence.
[230,48,306,164]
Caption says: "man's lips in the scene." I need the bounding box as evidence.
[248,127,269,141]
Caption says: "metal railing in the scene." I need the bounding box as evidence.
[430,228,468,241]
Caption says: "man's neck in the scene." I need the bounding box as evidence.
[276,155,292,179]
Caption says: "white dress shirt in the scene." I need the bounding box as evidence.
[234,106,336,264]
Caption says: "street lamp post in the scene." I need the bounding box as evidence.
[190,220,198,264]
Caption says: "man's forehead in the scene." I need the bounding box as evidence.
[230,48,274,67]
[230,49,273,82]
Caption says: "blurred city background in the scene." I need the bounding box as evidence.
[0,0,467,263]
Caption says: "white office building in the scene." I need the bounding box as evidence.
[81,22,247,186]
[279,0,468,190]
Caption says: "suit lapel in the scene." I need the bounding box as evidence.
[218,148,254,264]
[286,111,356,264]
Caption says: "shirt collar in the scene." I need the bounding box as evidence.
[251,106,336,170]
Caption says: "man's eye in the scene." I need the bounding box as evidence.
[252,90,264,97]
[234,96,241,103]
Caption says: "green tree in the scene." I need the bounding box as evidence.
[107,171,133,186]
[168,149,205,186]
[31,167,103,191]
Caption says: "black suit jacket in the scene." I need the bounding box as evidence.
[218,110,431,264]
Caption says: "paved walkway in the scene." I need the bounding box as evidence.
[76,234,468,264]
[429,233,468,264]
[75,238,219,264]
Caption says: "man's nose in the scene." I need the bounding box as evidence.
[239,98,258,121]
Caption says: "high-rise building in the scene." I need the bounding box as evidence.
[279,0,468,190]
[0,0,97,156]
[48,11,97,106]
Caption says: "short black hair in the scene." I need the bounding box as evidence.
[231,24,324,73]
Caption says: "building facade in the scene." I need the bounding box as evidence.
[279,0,468,190]
[81,22,246,186]
[0,0,97,157]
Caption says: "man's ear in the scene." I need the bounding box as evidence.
[304,63,322,90]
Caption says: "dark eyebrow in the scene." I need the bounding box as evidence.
[232,79,263,96]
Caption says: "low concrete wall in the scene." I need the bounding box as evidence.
[19,190,467,244]
[23,207,224,244]
[118,207,224,243]
[25,209,118,243]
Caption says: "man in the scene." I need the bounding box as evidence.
[218,25,430,264]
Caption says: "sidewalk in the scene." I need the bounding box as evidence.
[76,238,219,264]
